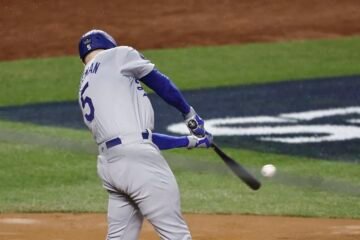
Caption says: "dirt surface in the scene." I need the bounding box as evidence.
[1,0,360,239]
[0,213,359,240]
[1,0,360,61]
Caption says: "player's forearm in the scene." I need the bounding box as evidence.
[140,69,191,115]
[151,133,189,150]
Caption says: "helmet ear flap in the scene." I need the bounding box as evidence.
[78,29,117,61]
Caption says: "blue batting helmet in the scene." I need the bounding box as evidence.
[78,29,117,61]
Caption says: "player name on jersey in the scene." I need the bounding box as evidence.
[83,62,101,78]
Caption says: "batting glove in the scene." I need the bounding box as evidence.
[187,133,213,149]
[184,107,206,137]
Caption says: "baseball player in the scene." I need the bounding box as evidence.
[78,29,212,240]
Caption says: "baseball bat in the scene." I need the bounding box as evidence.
[186,119,261,190]
[211,142,261,190]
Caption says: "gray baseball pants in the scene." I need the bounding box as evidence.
[97,141,191,240]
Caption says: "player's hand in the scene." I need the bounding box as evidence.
[184,107,206,137]
[187,133,213,149]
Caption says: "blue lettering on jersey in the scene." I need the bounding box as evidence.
[83,62,101,78]
[135,79,148,96]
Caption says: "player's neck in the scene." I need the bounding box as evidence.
[84,49,104,64]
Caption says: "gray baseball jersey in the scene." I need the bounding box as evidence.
[79,46,191,240]
[79,46,155,144]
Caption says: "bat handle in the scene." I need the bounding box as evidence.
[211,142,219,149]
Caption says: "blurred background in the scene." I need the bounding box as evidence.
[1,0,360,60]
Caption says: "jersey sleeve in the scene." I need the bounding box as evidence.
[140,69,191,115]
[120,47,155,79]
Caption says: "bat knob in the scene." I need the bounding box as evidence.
[187,119,198,129]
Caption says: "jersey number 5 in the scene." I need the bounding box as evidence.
[80,82,95,122]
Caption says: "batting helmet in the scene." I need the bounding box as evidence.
[78,29,117,61]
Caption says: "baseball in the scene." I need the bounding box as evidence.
[261,164,276,177]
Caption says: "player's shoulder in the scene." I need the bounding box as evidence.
[103,46,140,60]
[117,46,148,63]
[110,46,138,55]
[96,46,134,63]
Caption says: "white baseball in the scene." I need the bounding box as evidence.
[261,164,276,177]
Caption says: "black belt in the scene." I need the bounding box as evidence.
[105,131,150,149]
